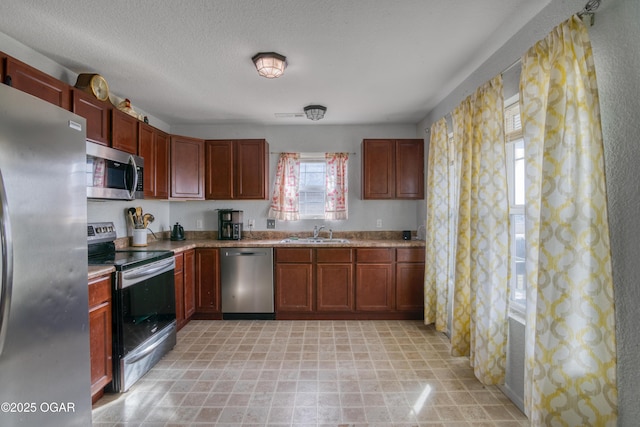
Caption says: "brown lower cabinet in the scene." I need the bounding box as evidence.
[275,247,424,320]
[193,248,221,319]
[275,248,314,312]
[88,274,112,403]
[355,248,395,311]
[396,248,425,311]
[174,249,196,330]
[175,246,422,324]
[316,248,354,312]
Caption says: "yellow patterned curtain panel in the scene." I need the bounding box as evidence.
[451,75,509,384]
[424,117,450,331]
[519,15,617,425]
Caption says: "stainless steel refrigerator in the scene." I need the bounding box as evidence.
[0,84,92,426]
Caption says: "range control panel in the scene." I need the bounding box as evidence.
[87,221,117,244]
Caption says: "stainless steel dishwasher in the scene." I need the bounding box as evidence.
[220,247,274,319]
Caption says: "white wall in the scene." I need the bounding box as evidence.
[590,0,640,424]
[0,32,171,133]
[87,200,171,240]
[170,123,425,234]
[417,0,640,423]
[1,32,429,236]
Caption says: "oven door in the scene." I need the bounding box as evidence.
[114,257,176,355]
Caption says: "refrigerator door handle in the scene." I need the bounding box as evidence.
[0,167,14,357]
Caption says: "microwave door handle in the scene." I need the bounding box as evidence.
[125,155,138,199]
[0,167,14,357]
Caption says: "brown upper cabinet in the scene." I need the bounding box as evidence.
[138,122,170,199]
[171,135,205,199]
[72,89,111,146]
[0,52,6,85]
[111,108,139,154]
[4,56,71,110]
[205,139,269,200]
[362,139,424,199]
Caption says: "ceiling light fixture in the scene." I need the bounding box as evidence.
[252,52,287,78]
[304,105,326,121]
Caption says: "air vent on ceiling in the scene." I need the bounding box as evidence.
[274,113,305,118]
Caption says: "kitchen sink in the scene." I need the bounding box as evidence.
[279,238,350,244]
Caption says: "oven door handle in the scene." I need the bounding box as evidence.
[121,258,175,284]
[0,167,14,357]
[125,330,170,364]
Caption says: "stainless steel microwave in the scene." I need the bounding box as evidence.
[86,141,144,200]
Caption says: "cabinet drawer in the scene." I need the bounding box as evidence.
[396,248,425,263]
[88,275,111,308]
[276,248,313,263]
[317,248,353,263]
[356,248,394,263]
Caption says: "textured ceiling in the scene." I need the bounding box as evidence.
[0,0,550,126]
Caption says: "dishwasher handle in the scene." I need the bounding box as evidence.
[224,251,267,257]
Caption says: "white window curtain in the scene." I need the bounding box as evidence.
[268,153,300,221]
[424,118,451,331]
[450,75,510,384]
[519,15,617,425]
[324,152,349,220]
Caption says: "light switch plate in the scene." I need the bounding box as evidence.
[267,219,276,229]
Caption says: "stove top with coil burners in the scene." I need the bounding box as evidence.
[88,221,173,271]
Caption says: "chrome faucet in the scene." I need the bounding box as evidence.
[313,225,325,239]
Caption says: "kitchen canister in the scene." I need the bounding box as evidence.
[132,228,147,247]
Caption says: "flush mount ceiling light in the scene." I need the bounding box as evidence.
[304,105,326,121]
[252,52,287,78]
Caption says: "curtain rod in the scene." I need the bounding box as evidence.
[500,0,601,76]
[578,0,601,25]
[426,0,602,135]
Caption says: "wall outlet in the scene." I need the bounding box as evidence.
[267,219,276,229]
[196,219,203,229]
[376,219,382,228]
[248,218,256,228]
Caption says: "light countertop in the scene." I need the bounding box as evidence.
[88,233,425,280]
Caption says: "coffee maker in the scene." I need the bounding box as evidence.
[218,209,243,240]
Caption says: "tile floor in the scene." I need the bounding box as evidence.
[92,320,528,427]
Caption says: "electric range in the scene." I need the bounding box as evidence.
[88,222,173,270]
[87,221,176,393]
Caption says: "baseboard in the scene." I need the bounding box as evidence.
[222,312,276,320]
[498,383,526,415]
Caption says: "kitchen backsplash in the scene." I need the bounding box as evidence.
[115,229,420,248]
